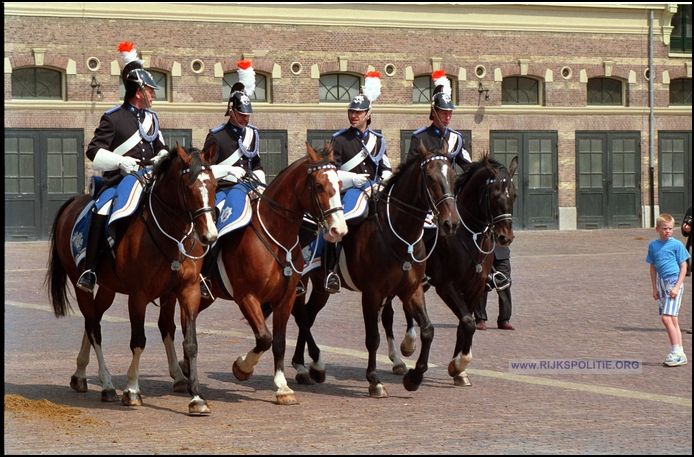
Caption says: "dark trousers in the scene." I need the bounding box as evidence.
[475,257,512,325]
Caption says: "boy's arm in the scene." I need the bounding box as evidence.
[670,261,688,298]
[650,264,659,300]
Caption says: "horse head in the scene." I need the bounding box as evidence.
[153,143,218,247]
[416,141,459,237]
[486,155,517,246]
[305,142,347,243]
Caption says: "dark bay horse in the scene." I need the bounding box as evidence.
[290,144,459,398]
[46,144,218,415]
[383,154,518,386]
[157,143,347,405]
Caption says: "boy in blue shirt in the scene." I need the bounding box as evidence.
[646,214,690,367]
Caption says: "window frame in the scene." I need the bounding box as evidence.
[11,67,64,100]
[501,76,542,105]
[319,73,361,103]
[669,78,692,106]
[670,4,692,54]
[222,71,269,102]
[412,75,456,105]
[587,77,625,106]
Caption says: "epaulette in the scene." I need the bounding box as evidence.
[105,105,121,115]
[210,123,226,134]
[413,126,427,135]
[332,128,349,138]
[366,128,384,139]
[245,124,259,133]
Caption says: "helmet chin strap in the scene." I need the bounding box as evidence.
[230,108,246,129]
[351,108,371,131]
[140,86,152,109]
[432,107,447,132]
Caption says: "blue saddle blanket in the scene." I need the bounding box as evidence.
[216,182,261,239]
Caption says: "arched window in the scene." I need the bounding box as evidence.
[319,74,360,103]
[412,75,455,104]
[223,71,268,102]
[11,67,63,99]
[119,69,168,101]
[587,77,623,106]
[669,78,692,105]
[502,76,541,105]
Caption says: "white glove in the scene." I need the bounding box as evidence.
[211,164,233,180]
[118,156,141,174]
[337,170,369,189]
[91,148,122,172]
[252,170,267,184]
[380,170,393,182]
[151,149,169,166]
[228,166,246,180]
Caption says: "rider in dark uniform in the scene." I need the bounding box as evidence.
[199,60,265,299]
[408,70,471,167]
[325,71,392,293]
[76,41,166,293]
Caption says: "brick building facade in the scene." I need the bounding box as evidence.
[4,3,692,240]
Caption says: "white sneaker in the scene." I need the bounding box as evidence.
[664,352,688,367]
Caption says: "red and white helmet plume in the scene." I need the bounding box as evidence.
[118,41,142,67]
[237,60,256,97]
[362,71,381,103]
[432,70,451,97]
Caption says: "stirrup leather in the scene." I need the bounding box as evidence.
[199,275,214,300]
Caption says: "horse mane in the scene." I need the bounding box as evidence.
[379,148,445,196]
[454,152,505,194]
[151,146,206,186]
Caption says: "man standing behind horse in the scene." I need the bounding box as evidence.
[77,41,167,293]
[408,70,471,168]
[199,60,266,299]
[325,71,392,293]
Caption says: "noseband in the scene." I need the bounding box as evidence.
[306,163,344,231]
[420,155,455,220]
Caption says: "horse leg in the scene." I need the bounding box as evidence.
[401,287,434,392]
[291,290,313,385]
[437,284,475,387]
[121,294,148,407]
[381,298,407,375]
[272,294,298,405]
[303,285,330,384]
[363,296,387,398]
[74,287,119,402]
[178,293,210,416]
[400,308,417,357]
[232,295,272,382]
[157,294,188,393]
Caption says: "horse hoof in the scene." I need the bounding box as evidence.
[122,391,142,407]
[70,375,88,393]
[232,360,253,381]
[173,379,189,393]
[369,384,389,398]
[295,372,315,385]
[400,342,416,358]
[392,363,408,376]
[402,370,422,392]
[276,393,299,405]
[188,397,211,416]
[178,360,190,378]
[309,366,326,384]
[454,373,472,387]
[101,388,119,402]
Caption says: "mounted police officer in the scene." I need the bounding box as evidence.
[199,60,265,299]
[76,41,167,293]
[408,70,470,168]
[325,71,392,293]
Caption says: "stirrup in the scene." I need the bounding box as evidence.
[76,270,96,293]
[200,275,213,300]
[490,271,511,291]
[422,275,432,293]
[295,280,306,297]
[324,272,341,294]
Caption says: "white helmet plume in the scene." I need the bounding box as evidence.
[237,60,256,97]
[362,71,382,103]
[432,70,451,97]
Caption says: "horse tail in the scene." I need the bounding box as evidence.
[45,197,76,318]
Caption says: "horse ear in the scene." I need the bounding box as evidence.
[324,142,335,162]
[176,142,190,164]
[508,155,519,178]
[417,144,428,159]
[306,142,319,162]
[440,138,449,156]
[203,143,217,164]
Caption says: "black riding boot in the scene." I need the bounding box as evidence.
[323,242,341,294]
[200,242,221,300]
[76,212,108,293]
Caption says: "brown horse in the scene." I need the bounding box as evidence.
[157,143,347,405]
[46,144,218,415]
[289,144,459,398]
[383,153,518,386]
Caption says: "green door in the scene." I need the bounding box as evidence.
[491,131,558,230]
[576,132,641,229]
[658,131,692,223]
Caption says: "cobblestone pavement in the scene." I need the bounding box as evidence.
[4,228,692,454]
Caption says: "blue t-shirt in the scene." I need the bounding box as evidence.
[646,238,690,278]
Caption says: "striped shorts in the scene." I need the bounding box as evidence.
[656,274,684,316]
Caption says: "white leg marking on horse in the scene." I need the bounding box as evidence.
[93,341,115,391]
[309,355,325,373]
[293,361,309,376]
[402,327,417,354]
[124,347,143,394]
[236,350,263,373]
[387,337,403,365]
[162,334,186,383]
[453,350,473,373]
[274,369,294,396]
[73,330,91,379]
